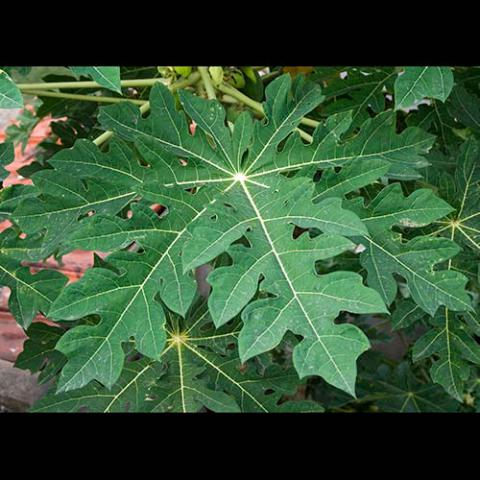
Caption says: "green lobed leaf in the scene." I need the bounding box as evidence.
[0,141,14,180]
[12,139,148,258]
[182,175,387,397]
[67,74,390,396]
[358,362,459,412]
[15,322,66,384]
[0,253,68,328]
[31,357,164,413]
[33,303,322,413]
[10,70,470,410]
[408,139,480,401]
[48,191,216,392]
[69,66,122,93]
[390,299,426,331]
[259,110,435,181]
[413,308,480,401]
[446,85,480,134]
[315,67,396,132]
[394,67,454,111]
[347,183,472,316]
[0,69,23,109]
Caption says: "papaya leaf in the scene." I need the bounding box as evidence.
[395,67,454,111]
[69,66,121,93]
[0,69,23,109]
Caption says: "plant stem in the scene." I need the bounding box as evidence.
[217,82,320,130]
[296,129,313,143]
[198,67,217,100]
[92,130,114,147]
[17,72,201,92]
[261,70,282,83]
[217,83,262,113]
[92,72,201,147]
[22,89,147,105]
[217,83,317,142]
[17,78,169,91]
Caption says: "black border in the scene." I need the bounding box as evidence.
[2,11,477,66]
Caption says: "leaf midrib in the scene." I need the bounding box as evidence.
[240,180,353,394]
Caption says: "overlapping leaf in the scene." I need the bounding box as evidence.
[346,183,472,316]
[0,141,14,179]
[390,299,426,331]
[406,102,460,150]
[32,356,163,412]
[250,109,435,181]
[10,139,148,258]
[412,308,480,401]
[69,66,122,93]
[438,138,480,256]
[0,69,23,109]
[358,362,459,412]
[0,253,67,328]
[447,85,480,134]
[1,141,68,328]
[15,322,66,384]
[314,67,396,131]
[32,303,321,412]
[182,175,387,396]
[422,139,480,275]
[408,139,480,400]
[48,192,216,392]
[394,67,454,111]
[309,152,471,318]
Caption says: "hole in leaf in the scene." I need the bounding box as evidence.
[150,204,166,216]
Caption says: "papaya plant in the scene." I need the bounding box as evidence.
[0,66,478,412]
